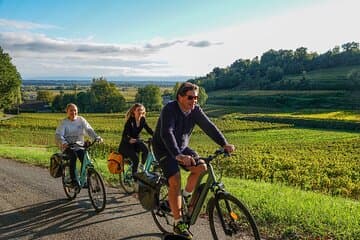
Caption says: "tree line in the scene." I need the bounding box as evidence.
[189,41,360,91]
[50,77,165,113]
[46,79,208,113]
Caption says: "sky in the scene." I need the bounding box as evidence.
[0,0,359,81]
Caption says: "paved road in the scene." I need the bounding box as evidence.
[0,158,213,240]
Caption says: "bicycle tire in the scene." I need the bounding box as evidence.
[62,164,77,200]
[151,181,173,234]
[208,192,260,240]
[87,168,106,212]
[119,160,136,194]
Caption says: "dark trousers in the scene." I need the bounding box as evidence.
[119,141,149,175]
[64,148,85,183]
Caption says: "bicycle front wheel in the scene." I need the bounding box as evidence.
[151,181,173,234]
[62,164,77,200]
[87,168,106,212]
[119,161,136,194]
[208,192,260,240]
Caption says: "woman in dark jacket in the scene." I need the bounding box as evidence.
[118,103,153,175]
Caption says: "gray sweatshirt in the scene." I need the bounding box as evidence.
[55,116,98,148]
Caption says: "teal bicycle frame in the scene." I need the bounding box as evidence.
[75,149,93,187]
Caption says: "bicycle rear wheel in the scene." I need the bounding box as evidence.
[119,160,136,194]
[87,168,106,212]
[208,192,260,240]
[62,163,77,200]
[151,181,173,234]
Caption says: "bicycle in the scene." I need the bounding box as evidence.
[119,138,159,194]
[61,139,106,212]
[151,149,261,240]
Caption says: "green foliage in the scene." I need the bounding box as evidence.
[51,77,126,113]
[347,69,360,88]
[0,46,22,110]
[36,90,54,104]
[266,66,284,82]
[135,84,162,111]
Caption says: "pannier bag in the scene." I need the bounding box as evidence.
[50,153,63,178]
[107,151,124,174]
[134,171,161,211]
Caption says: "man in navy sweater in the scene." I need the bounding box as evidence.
[153,82,235,239]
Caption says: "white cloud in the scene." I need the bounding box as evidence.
[146,0,360,77]
[0,18,58,30]
[1,0,359,79]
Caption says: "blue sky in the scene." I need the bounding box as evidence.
[0,0,359,80]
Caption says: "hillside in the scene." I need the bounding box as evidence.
[191,42,360,92]
[204,65,360,111]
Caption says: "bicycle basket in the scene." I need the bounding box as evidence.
[134,171,161,211]
[49,153,63,178]
[107,151,124,174]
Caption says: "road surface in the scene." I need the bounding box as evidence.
[0,158,213,240]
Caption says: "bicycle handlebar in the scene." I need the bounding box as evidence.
[67,138,102,150]
[193,148,230,166]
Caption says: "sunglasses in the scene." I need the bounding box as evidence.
[186,95,198,100]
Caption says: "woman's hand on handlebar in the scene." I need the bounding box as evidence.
[96,136,104,143]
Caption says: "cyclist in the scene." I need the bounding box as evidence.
[118,103,153,175]
[55,103,103,191]
[152,82,235,239]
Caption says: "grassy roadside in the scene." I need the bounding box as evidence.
[1,144,359,239]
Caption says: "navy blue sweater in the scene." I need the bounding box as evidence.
[153,101,227,158]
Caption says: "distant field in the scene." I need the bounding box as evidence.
[284,65,360,85]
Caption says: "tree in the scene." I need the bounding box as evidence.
[36,90,54,104]
[0,47,22,111]
[266,66,284,82]
[89,77,126,112]
[347,69,360,90]
[135,85,162,111]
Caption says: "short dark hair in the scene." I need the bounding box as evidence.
[176,82,199,100]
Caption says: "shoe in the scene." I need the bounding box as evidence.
[173,221,192,239]
[83,182,88,188]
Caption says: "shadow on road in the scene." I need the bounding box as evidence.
[0,191,161,239]
[0,198,96,239]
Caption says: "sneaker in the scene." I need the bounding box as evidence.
[173,221,192,239]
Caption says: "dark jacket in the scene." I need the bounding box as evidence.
[118,116,153,153]
[153,101,227,158]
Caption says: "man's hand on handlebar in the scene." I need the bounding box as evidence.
[176,154,196,167]
[223,143,235,154]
